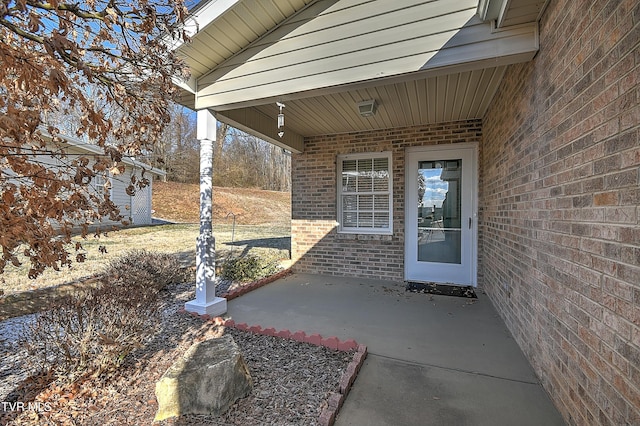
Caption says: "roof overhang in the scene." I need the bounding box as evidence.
[174,0,546,153]
[478,0,550,28]
[42,132,167,176]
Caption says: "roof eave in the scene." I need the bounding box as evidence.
[41,131,167,176]
[170,0,242,52]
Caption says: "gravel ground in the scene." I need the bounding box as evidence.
[0,315,33,401]
[0,281,352,425]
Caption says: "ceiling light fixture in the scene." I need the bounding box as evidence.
[357,99,377,117]
[276,102,285,137]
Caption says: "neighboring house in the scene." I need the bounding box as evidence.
[173,0,639,424]
[38,134,165,227]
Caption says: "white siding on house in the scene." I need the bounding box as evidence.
[5,137,163,228]
[176,0,315,78]
[175,0,542,153]
[107,165,155,226]
[109,166,133,226]
[194,0,537,110]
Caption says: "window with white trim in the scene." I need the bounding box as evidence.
[337,152,392,234]
[94,173,112,200]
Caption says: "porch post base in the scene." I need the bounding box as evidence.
[185,297,227,317]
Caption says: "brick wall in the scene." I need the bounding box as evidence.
[481,0,640,424]
[291,121,481,281]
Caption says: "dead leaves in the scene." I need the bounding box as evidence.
[1,0,189,278]
[6,282,353,425]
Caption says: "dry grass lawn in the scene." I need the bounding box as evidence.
[153,181,291,226]
[1,183,291,295]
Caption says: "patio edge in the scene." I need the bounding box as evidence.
[220,268,293,300]
[180,311,367,426]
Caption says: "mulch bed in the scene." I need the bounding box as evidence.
[0,281,354,425]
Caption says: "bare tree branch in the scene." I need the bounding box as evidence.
[1,0,189,277]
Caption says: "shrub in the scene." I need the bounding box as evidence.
[19,250,186,380]
[102,249,190,291]
[21,280,161,380]
[220,254,280,282]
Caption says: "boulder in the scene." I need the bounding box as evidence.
[154,334,252,421]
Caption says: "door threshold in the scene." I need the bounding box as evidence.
[406,281,477,298]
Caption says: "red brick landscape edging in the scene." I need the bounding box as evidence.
[180,309,367,426]
[180,268,367,425]
[220,268,292,300]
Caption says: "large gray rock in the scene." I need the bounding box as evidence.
[154,334,252,421]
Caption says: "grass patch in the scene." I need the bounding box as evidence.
[1,224,290,295]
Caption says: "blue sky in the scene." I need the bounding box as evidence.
[420,168,448,208]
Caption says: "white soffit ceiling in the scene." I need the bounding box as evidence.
[220,66,507,138]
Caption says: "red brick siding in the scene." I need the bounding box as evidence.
[291,122,482,281]
[481,0,640,424]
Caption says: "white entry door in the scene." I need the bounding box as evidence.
[405,144,477,286]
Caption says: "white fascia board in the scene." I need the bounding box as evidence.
[172,74,197,94]
[126,159,167,177]
[496,0,511,28]
[40,131,102,155]
[167,0,241,51]
[477,0,505,22]
[420,21,538,70]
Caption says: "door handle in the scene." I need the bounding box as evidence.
[469,217,472,229]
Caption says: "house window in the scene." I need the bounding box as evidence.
[337,152,392,234]
[94,173,111,200]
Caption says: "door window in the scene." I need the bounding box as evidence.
[418,159,461,264]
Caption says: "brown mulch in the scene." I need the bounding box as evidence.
[0,282,352,425]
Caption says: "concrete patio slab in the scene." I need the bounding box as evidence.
[226,273,565,426]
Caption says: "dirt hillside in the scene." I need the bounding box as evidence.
[152,181,291,226]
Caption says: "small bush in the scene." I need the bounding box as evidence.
[220,254,280,282]
[21,281,161,380]
[19,250,186,380]
[102,249,190,291]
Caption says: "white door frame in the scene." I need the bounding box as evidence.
[404,143,478,286]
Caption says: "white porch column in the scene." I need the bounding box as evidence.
[185,109,227,316]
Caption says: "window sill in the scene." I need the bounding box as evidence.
[336,232,393,241]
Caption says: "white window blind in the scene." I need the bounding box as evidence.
[337,152,392,234]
